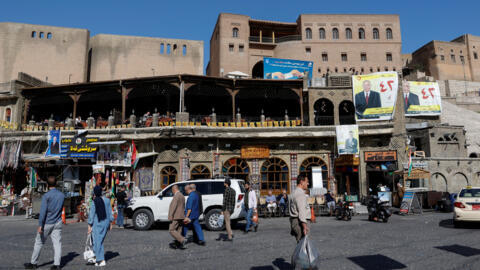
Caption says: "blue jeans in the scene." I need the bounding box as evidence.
[245,208,257,232]
[117,205,125,227]
[182,218,205,242]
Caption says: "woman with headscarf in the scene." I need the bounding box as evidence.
[87,186,113,267]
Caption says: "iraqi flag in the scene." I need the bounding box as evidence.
[131,140,139,169]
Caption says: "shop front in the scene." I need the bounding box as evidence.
[335,154,360,197]
[364,151,398,194]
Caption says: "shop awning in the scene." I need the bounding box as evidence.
[90,140,127,145]
[23,154,60,163]
[395,169,431,179]
[137,152,159,159]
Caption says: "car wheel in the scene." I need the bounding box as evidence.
[132,209,154,231]
[205,208,224,231]
[346,210,352,221]
[335,208,342,220]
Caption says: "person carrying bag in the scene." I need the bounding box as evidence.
[83,232,95,265]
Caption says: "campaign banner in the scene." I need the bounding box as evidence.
[263,57,313,81]
[46,130,61,157]
[352,72,398,121]
[336,125,359,155]
[61,136,99,159]
[403,81,442,116]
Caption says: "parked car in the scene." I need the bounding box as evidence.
[126,178,246,231]
[453,187,480,227]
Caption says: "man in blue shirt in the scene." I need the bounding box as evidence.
[266,190,277,216]
[25,175,65,270]
[182,184,205,246]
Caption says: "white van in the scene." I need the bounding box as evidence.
[126,178,246,231]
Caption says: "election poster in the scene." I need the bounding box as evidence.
[352,72,398,121]
[403,81,442,116]
[46,130,61,157]
[336,125,359,155]
[263,57,313,82]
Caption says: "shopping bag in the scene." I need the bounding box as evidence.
[252,211,259,224]
[218,214,224,227]
[83,233,95,261]
[291,235,320,270]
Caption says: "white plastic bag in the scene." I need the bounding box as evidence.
[291,235,320,269]
[83,233,95,261]
[218,214,224,228]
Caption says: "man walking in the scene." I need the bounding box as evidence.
[183,184,205,246]
[168,184,187,249]
[218,178,236,241]
[116,185,127,228]
[325,190,336,216]
[289,175,309,242]
[24,175,65,270]
[244,182,258,233]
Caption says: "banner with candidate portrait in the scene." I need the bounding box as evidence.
[46,130,61,157]
[336,125,359,155]
[352,72,398,121]
[263,57,313,81]
[403,81,442,116]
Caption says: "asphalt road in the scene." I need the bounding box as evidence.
[1,212,480,270]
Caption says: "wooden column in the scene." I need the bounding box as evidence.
[121,86,133,122]
[272,31,275,43]
[259,30,262,43]
[69,94,81,120]
[294,89,304,126]
[22,98,30,124]
[227,89,239,121]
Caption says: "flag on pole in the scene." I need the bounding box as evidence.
[407,150,413,177]
[131,140,139,169]
[30,167,37,188]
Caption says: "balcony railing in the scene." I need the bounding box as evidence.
[249,35,302,44]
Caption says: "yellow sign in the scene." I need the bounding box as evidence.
[403,81,442,116]
[241,145,270,159]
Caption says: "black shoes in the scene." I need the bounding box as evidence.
[50,266,61,270]
[24,263,37,269]
[254,224,258,232]
[178,239,187,250]
[223,238,233,242]
[197,240,206,246]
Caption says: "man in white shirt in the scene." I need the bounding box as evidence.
[244,182,258,233]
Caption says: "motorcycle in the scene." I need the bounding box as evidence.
[335,198,354,221]
[367,193,392,223]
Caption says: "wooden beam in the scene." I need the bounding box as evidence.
[121,86,133,123]
[69,94,81,120]
[22,98,30,124]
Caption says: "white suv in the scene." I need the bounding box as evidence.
[126,178,246,231]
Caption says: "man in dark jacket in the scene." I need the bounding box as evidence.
[355,80,382,118]
[218,179,236,242]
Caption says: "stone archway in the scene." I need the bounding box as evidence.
[313,98,334,125]
[252,61,263,78]
[339,100,355,125]
[431,172,448,192]
[452,172,469,193]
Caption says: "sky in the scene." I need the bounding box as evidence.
[3,0,480,73]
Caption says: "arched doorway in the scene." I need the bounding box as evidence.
[222,157,250,180]
[236,87,300,120]
[126,83,179,120]
[28,94,72,123]
[299,157,329,190]
[190,165,211,180]
[314,98,334,125]
[431,173,447,192]
[452,173,468,193]
[77,88,121,121]
[339,100,355,125]
[185,84,231,122]
[252,61,263,78]
[260,157,289,195]
[160,166,177,189]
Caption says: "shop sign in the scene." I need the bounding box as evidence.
[402,161,428,170]
[364,151,397,162]
[241,145,270,159]
[335,155,360,166]
[61,137,99,159]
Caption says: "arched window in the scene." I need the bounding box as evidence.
[31,31,36,38]
[222,157,250,180]
[358,28,365,39]
[232,27,239,38]
[332,28,339,40]
[314,98,334,125]
[386,28,393,39]
[319,28,326,39]
[339,100,355,125]
[47,32,52,39]
[161,166,177,189]
[39,32,44,39]
[166,44,171,54]
[160,43,164,54]
[373,28,379,40]
[182,45,187,56]
[345,28,352,39]
[305,28,312,39]
[191,165,211,180]
[5,108,12,123]
[261,158,289,194]
[299,157,328,190]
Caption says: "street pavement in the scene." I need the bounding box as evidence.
[1,212,480,269]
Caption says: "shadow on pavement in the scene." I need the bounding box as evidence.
[438,219,480,229]
[105,251,120,261]
[348,254,406,270]
[435,244,480,257]
[37,251,79,268]
[250,257,292,270]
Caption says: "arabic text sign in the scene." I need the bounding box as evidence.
[403,81,442,116]
[61,137,99,158]
[352,72,398,121]
[263,57,313,81]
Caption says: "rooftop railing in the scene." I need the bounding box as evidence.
[249,35,302,44]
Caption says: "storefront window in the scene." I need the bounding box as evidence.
[299,156,328,189]
[190,165,211,180]
[260,157,289,194]
[160,166,177,189]
[222,157,250,180]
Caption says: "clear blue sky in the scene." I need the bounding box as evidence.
[4,0,479,73]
